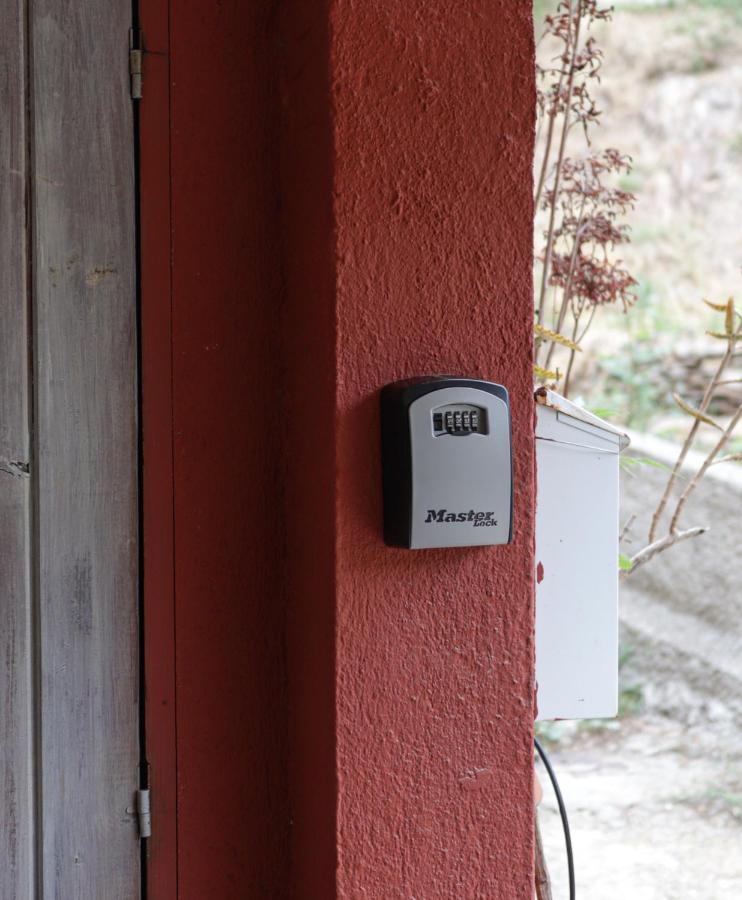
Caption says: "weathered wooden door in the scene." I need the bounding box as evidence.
[1,0,141,896]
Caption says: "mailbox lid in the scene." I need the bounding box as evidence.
[535,388,630,450]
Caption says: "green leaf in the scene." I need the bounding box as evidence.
[534,323,582,353]
[619,456,672,470]
[533,364,561,382]
[619,456,640,473]
[672,393,724,431]
[726,298,736,336]
[619,553,633,572]
[633,456,674,473]
[618,644,636,669]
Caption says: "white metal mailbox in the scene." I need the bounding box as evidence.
[535,389,629,721]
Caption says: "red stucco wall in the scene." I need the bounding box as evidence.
[143,0,535,895]
[282,1,536,897]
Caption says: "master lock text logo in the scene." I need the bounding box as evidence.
[425,509,498,527]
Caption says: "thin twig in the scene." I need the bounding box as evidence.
[647,338,737,543]
[562,303,586,397]
[669,402,742,533]
[542,204,588,370]
[536,1,583,328]
[535,84,564,212]
[623,526,708,576]
[708,453,742,466]
[619,513,637,543]
[575,301,597,345]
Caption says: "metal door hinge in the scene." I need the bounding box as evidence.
[130,789,151,838]
[129,29,143,100]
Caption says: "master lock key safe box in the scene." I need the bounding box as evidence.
[381,377,513,549]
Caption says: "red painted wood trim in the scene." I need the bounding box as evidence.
[139,1,178,896]
[141,3,290,895]
[277,6,338,894]
[167,4,289,893]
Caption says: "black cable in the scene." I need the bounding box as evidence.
[535,737,575,900]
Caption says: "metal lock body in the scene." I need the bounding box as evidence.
[380,377,513,549]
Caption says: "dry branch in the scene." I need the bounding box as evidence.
[648,321,738,544]
[669,403,742,534]
[623,526,708,576]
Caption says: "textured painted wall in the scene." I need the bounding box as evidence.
[282,1,537,896]
[146,0,533,895]
[332,3,537,896]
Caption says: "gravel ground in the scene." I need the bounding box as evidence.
[537,696,742,899]
[541,715,742,900]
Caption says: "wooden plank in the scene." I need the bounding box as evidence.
[0,1,34,896]
[30,1,140,896]
[139,1,178,893]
